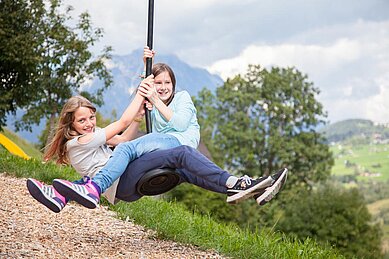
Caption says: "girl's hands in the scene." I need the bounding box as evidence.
[143,46,155,65]
[138,75,159,104]
[144,100,153,110]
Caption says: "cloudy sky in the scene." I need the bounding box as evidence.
[64,0,389,124]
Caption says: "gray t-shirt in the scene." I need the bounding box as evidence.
[66,127,119,204]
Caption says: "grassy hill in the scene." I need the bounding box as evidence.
[323,118,389,182]
[325,119,389,254]
[321,118,389,145]
[331,143,389,182]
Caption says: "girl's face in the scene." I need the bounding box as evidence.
[154,71,173,103]
[72,107,96,135]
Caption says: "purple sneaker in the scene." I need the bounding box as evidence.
[27,178,67,213]
[53,177,101,209]
[254,168,288,206]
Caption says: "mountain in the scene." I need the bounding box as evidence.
[91,49,223,117]
[6,49,223,144]
[320,119,389,144]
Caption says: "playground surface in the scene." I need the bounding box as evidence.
[0,174,223,258]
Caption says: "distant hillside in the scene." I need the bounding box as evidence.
[321,119,389,144]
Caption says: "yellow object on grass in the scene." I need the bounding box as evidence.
[0,133,30,160]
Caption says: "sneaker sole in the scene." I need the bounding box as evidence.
[226,176,274,204]
[27,179,62,213]
[53,180,97,209]
[256,168,288,206]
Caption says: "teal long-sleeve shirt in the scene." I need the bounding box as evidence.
[151,91,200,148]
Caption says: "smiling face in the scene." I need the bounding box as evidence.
[152,63,176,105]
[72,106,96,135]
[154,71,174,103]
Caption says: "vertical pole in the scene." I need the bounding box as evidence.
[144,0,154,133]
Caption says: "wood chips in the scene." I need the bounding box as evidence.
[0,174,224,258]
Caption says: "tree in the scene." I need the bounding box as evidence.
[0,0,112,141]
[16,0,112,141]
[170,64,334,229]
[0,0,45,129]
[194,65,333,188]
[277,184,382,258]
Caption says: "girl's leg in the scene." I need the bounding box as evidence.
[115,145,231,201]
[178,169,228,194]
[136,145,232,193]
[93,133,180,193]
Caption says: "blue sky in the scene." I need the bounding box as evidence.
[64,0,389,124]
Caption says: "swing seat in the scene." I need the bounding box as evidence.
[136,167,181,196]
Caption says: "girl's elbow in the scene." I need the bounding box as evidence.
[173,124,189,132]
[119,118,131,128]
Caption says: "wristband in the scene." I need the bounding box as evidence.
[139,70,146,78]
[134,118,143,123]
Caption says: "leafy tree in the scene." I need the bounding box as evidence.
[1,0,112,142]
[193,89,220,162]
[194,65,333,188]
[0,0,45,129]
[170,64,334,229]
[277,184,382,258]
[16,0,112,142]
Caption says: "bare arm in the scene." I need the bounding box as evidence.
[103,93,144,141]
[106,120,141,146]
[106,100,150,145]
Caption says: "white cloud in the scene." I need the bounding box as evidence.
[207,38,361,80]
[207,19,389,123]
[363,75,389,123]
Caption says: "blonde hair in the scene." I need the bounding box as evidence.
[44,96,96,164]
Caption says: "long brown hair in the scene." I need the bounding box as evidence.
[152,63,176,105]
[44,96,96,164]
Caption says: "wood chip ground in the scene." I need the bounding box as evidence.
[0,174,224,258]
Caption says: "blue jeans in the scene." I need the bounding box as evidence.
[116,145,232,202]
[93,133,181,193]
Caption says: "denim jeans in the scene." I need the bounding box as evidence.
[93,133,180,193]
[116,145,232,202]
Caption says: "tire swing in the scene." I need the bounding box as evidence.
[136,0,181,196]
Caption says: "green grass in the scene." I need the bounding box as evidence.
[113,198,340,258]
[0,149,344,259]
[0,148,79,182]
[331,143,389,181]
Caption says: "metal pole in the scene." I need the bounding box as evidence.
[144,0,154,133]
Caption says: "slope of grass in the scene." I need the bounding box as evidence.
[331,143,389,182]
[0,149,344,259]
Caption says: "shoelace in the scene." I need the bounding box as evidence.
[240,175,252,186]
